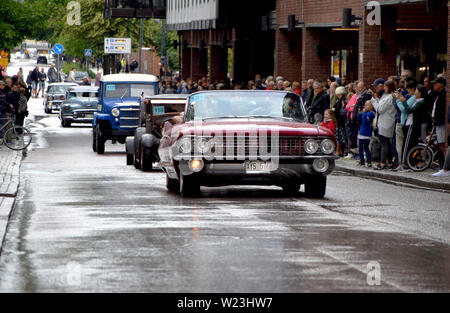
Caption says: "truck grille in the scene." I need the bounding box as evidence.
[119,108,139,128]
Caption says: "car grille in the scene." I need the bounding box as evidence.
[194,136,307,157]
[119,108,140,128]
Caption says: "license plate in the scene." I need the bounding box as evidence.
[245,161,271,173]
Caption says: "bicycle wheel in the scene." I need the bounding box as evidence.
[3,126,32,150]
[406,144,433,172]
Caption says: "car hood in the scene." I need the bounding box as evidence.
[172,120,333,137]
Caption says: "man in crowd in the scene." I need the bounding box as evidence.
[38,68,47,97]
[30,66,40,98]
[306,80,330,123]
[47,64,58,83]
[430,77,447,160]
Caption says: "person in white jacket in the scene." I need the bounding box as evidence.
[371,80,396,170]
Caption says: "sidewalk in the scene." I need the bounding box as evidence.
[335,158,450,191]
[0,146,23,253]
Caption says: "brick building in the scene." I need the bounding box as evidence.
[167,0,448,136]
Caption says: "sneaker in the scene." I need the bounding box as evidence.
[358,162,365,167]
[366,163,372,168]
[432,170,450,177]
[344,153,354,159]
[396,166,410,172]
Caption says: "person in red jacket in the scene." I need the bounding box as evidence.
[320,109,336,134]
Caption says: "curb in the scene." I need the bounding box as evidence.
[335,164,450,191]
[0,150,23,255]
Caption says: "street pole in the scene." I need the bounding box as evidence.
[161,19,166,77]
[57,54,60,82]
[139,18,143,73]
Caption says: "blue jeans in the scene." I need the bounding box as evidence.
[358,138,371,165]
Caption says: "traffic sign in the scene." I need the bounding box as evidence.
[104,38,131,54]
[53,44,64,55]
[84,49,92,57]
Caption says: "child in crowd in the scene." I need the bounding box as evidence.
[357,100,375,167]
[320,109,336,134]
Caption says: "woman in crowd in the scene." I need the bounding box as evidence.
[371,80,397,170]
[333,86,347,156]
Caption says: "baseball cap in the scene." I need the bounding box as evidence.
[431,77,446,86]
[371,78,385,86]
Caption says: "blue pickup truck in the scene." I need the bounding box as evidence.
[92,74,159,154]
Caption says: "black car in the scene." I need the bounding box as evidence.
[37,56,48,64]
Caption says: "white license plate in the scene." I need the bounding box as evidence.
[245,161,271,173]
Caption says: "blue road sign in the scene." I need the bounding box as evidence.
[84,49,92,57]
[53,44,64,55]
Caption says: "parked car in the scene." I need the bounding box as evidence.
[158,90,338,198]
[92,74,159,154]
[43,82,78,113]
[37,55,48,64]
[59,86,99,127]
[125,94,187,171]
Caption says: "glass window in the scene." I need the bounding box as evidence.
[104,83,129,98]
[185,92,306,122]
[130,84,155,98]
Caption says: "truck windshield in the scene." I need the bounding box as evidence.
[104,83,155,98]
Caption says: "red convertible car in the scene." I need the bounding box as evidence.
[158,91,338,198]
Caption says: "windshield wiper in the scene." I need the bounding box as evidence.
[120,89,128,102]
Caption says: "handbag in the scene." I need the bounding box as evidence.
[373,112,379,137]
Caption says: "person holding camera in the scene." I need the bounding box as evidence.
[371,80,397,170]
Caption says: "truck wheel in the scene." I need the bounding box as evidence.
[92,127,97,152]
[141,147,153,172]
[96,125,105,155]
[179,174,200,197]
[304,175,327,199]
[166,174,180,193]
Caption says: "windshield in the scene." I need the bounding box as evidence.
[74,72,88,80]
[48,85,73,94]
[185,92,307,122]
[104,83,155,98]
[68,91,98,99]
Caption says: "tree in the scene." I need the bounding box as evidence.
[0,0,34,51]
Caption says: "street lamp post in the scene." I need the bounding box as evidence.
[139,18,144,73]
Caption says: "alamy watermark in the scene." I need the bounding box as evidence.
[366,261,381,286]
[67,1,81,26]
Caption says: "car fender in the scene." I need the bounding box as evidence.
[125,136,134,155]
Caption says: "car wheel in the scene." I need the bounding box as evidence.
[166,174,180,193]
[126,153,133,165]
[92,127,97,152]
[179,174,200,197]
[61,119,71,127]
[282,181,301,195]
[304,175,327,199]
[96,125,105,154]
[141,147,153,172]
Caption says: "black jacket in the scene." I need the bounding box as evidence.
[6,91,20,113]
[30,69,39,82]
[306,91,330,123]
[351,90,372,125]
[431,89,446,126]
[333,97,347,127]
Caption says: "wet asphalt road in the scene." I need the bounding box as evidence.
[0,100,449,292]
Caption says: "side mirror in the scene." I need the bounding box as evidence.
[314,113,323,124]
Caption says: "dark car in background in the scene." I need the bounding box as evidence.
[59,86,99,127]
[43,82,78,114]
[37,55,48,64]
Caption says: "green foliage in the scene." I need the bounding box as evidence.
[0,0,33,51]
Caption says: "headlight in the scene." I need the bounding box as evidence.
[63,104,70,111]
[313,158,329,173]
[59,95,65,100]
[178,137,192,154]
[320,139,335,154]
[304,139,319,154]
[194,137,212,154]
[49,96,54,100]
[111,108,120,117]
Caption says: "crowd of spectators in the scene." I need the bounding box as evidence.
[159,71,449,176]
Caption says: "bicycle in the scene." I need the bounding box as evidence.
[406,127,442,172]
[0,114,32,151]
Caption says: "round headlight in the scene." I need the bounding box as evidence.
[320,139,335,154]
[49,96,54,100]
[63,104,70,111]
[195,138,212,154]
[178,137,192,154]
[304,139,319,154]
[313,158,329,173]
[111,108,120,117]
